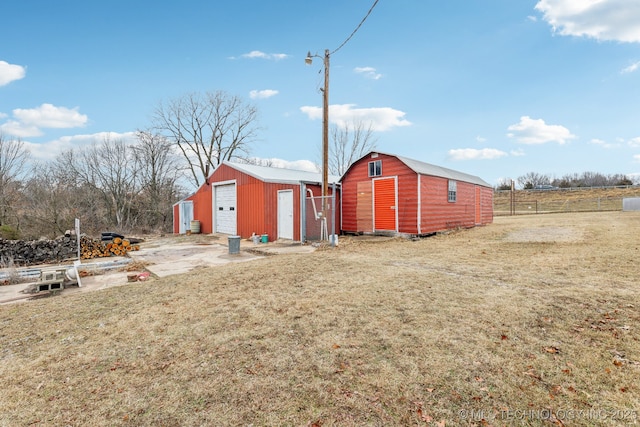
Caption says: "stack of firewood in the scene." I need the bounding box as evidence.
[80,236,140,259]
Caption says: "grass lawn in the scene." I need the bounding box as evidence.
[1,211,639,426]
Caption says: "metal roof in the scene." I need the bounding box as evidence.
[395,154,492,187]
[222,161,341,185]
[345,152,492,187]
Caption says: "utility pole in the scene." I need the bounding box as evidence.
[322,49,330,215]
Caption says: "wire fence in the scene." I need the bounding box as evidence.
[304,196,337,242]
[494,197,626,216]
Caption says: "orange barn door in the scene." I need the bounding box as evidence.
[374,177,397,231]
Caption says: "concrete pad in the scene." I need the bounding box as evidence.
[128,241,262,278]
[0,266,134,305]
[0,234,316,304]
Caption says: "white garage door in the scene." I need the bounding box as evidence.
[215,183,237,235]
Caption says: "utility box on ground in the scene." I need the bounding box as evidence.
[228,236,241,254]
[623,198,640,211]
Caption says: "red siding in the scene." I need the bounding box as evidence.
[172,204,180,234]
[177,163,340,241]
[262,182,299,241]
[189,184,211,234]
[173,164,341,241]
[480,186,494,225]
[342,154,418,234]
[419,175,478,233]
[342,152,493,236]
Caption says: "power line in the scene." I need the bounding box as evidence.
[331,0,380,56]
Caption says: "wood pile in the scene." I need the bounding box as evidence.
[0,237,77,266]
[80,236,140,260]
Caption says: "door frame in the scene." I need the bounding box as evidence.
[372,176,398,232]
[277,189,294,240]
[178,200,194,234]
[212,180,237,235]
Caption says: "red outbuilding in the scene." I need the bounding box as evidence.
[173,162,340,242]
[340,152,493,236]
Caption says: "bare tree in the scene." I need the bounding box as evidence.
[21,162,78,238]
[0,134,30,227]
[57,136,141,229]
[552,172,634,188]
[132,131,184,231]
[329,120,378,176]
[495,178,513,191]
[152,91,261,187]
[237,157,275,167]
[517,172,550,189]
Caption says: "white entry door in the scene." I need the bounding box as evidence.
[215,183,237,235]
[178,201,193,234]
[277,190,294,240]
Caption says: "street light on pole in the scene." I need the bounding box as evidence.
[305,49,330,223]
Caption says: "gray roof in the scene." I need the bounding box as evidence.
[222,161,341,185]
[346,152,492,187]
[395,154,491,187]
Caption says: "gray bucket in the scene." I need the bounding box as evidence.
[228,235,241,254]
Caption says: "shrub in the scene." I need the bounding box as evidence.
[0,225,20,240]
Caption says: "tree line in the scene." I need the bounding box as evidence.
[0,131,184,240]
[1,90,377,240]
[497,171,638,190]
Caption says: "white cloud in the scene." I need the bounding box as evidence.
[239,50,288,60]
[354,67,382,80]
[14,103,87,128]
[448,148,508,161]
[23,131,137,161]
[628,137,640,148]
[0,120,42,137]
[249,89,279,99]
[1,103,88,137]
[300,104,411,132]
[590,138,620,148]
[246,157,319,172]
[634,154,640,163]
[527,15,538,22]
[0,61,26,86]
[535,0,640,43]
[510,149,526,157]
[621,61,640,74]
[476,136,487,143]
[507,116,576,144]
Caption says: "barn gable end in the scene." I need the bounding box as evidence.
[340,152,493,236]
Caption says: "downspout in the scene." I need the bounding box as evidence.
[300,183,306,243]
[307,188,320,219]
[331,182,336,247]
[417,174,422,235]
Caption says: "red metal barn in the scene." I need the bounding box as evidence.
[340,152,493,236]
[173,162,340,242]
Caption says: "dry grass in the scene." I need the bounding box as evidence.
[494,187,640,215]
[1,212,639,426]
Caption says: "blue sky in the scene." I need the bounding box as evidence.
[1,0,640,188]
